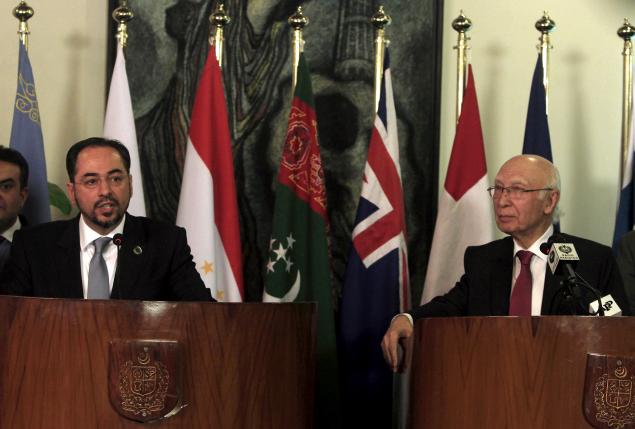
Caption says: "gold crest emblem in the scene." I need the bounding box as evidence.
[584,354,635,429]
[109,340,182,423]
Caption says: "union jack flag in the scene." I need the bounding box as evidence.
[338,50,409,427]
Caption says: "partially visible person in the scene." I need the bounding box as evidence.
[616,232,635,313]
[0,146,28,273]
[382,155,629,371]
[0,137,212,301]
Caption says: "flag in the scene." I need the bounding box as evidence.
[612,63,635,249]
[10,41,50,225]
[338,50,409,427]
[523,53,560,231]
[176,47,244,302]
[104,44,146,216]
[421,65,494,304]
[263,54,339,427]
[522,53,553,161]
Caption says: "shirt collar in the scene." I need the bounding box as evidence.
[79,214,126,251]
[1,217,21,243]
[512,225,554,262]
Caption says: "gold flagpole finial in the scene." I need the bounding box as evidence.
[535,11,555,115]
[209,2,230,68]
[288,7,309,90]
[13,1,34,50]
[371,6,391,112]
[452,11,472,123]
[618,18,634,180]
[618,18,635,42]
[535,11,556,35]
[112,0,134,48]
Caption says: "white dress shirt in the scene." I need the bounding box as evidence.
[2,216,21,242]
[78,214,125,298]
[511,225,554,316]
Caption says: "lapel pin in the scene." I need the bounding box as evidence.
[133,245,143,255]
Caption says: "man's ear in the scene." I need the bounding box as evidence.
[66,182,76,207]
[19,186,28,209]
[544,189,560,215]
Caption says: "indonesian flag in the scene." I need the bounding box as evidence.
[104,44,146,216]
[421,65,494,304]
[176,48,244,302]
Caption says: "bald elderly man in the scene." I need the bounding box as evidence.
[382,155,630,370]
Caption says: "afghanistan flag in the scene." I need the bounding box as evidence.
[263,54,340,428]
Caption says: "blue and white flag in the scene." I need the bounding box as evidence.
[338,50,409,427]
[612,65,635,249]
[10,41,50,225]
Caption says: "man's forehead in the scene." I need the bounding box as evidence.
[0,161,21,178]
[76,147,124,168]
[495,160,546,183]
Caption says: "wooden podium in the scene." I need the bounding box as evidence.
[0,297,316,428]
[410,316,635,428]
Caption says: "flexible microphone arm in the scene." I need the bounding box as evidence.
[549,265,604,316]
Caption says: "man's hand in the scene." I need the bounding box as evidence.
[381,314,413,373]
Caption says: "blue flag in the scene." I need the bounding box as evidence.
[10,42,50,225]
[522,53,552,161]
[523,53,559,231]
[612,66,635,250]
[338,51,410,427]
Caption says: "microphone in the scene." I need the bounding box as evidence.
[112,234,124,299]
[589,294,622,317]
[113,233,124,247]
[546,236,605,316]
[547,241,579,279]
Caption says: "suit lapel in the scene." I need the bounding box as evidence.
[490,237,514,315]
[55,217,84,298]
[111,215,146,299]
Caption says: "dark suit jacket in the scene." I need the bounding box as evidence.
[411,233,629,320]
[0,214,212,301]
[615,230,635,313]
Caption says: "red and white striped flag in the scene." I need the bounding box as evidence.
[421,65,494,304]
[176,49,244,302]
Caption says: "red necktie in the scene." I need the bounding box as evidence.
[509,250,534,316]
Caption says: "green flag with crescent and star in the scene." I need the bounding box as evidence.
[263,53,340,428]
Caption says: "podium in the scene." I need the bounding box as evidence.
[409,316,635,428]
[0,296,316,428]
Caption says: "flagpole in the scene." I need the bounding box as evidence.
[618,19,634,177]
[535,12,555,115]
[288,7,308,92]
[13,1,34,51]
[210,2,230,68]
[452,11,471,124]
[371,6,391,113]
[112,0,133,48]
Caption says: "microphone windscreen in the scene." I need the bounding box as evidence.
[113,233,124,247]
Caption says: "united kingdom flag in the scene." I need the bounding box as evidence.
[338,50,409,427]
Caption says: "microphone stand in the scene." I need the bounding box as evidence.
[549,267,604,316]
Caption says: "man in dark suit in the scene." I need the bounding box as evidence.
[382,155,628,371]
[0,146,29,273]
[0,137,212,301]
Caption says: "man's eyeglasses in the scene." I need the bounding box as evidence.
[75,174,128,189]
[487,185,553,199]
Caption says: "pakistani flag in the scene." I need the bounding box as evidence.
[263,54,340,428]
